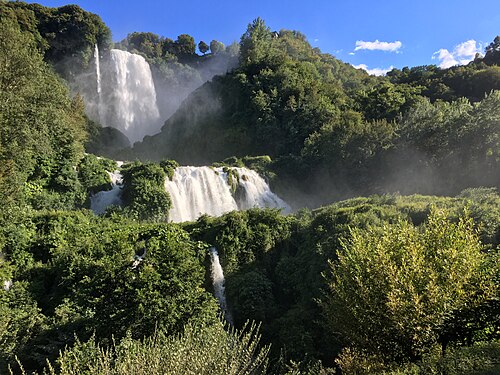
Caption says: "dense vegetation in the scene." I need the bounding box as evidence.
[0,2,499,374]
[132,19,499,207]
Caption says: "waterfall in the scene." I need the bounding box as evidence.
[3,279,12,291]
[210,247,232,324]
[165,167,239,223]
[105,49,161,143]
[233,167,290,211]
[90,163,124,214]
[95,44,102,96]
[94,44,103,123]
[165,166,290,223]
[89,163,289,222]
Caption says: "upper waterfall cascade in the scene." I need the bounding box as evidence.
[93,49,161,144]
[94,44,103,123]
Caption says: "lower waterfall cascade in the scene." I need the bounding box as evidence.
[165,166,290,222]
[209,247,232,324]
[91,164,290,221]
[90,162,124,215]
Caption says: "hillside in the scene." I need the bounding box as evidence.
[0,3,499,374]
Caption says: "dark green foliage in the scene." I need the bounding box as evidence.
[1,211,217,372]
[210,39,225,55]
[483,36,500,66]
[0,1,111,77]
[0,15,88,213]
[1,8,499,374]
[121,162,172,221]
[173,33,196,59]
[126,31,164,58]
[198,40,209,55]
[336,341,500,375]
[186,192,500,368]
[132,20,367,166]
[77,154,116,195]
[85,123,131,157]
[130,31,499,208]
[159,159,179,180]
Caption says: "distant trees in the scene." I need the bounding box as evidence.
[240,17,272,66]
[483,35,500,66]
[210,39,225,54]
[174,33,196,56]
[127,32,163,58]
[198,40,209,55]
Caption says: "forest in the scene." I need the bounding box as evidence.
[0,1,499,374]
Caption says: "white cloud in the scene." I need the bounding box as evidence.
[354,40,402,52]
[432,40,481,68]
[314,38,319,42]
[353,64,394,76]
[348,52,355,56]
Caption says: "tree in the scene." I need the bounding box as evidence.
[483,36,500,66]
[210,39,225,54]
[126,32,163,58]
[198,40,209,55]
[0,16,87,212]
[174,34,196,56]
[239,17,272,66]
[322,209,497,363]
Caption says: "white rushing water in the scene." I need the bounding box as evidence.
[233,167,290,211]
[165,167,238,223]
[95,44,102,96]
[90,163,124,215]
[90,164,289,221]
[3,279,12,291]
[165,166,290,223]
[105,49,161,143]
[94,44,103,124]
[210,247,232,324]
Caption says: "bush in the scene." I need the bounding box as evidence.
[48,320,269,375]
[78,154,116,194]
[322,209,497,362]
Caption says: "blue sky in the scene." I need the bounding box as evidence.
[26,0,500,75]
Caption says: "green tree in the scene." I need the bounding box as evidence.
[240,17,272,66]
[121,163,171,221]
[0,16,87,212]
[483,35,500,66]
[174,33,196,56]
[126,32,163,58]
[198,40,209,55]
[210,39,225,54]
[322,209,497,363]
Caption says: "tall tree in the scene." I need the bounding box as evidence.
[239,17,272,66]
